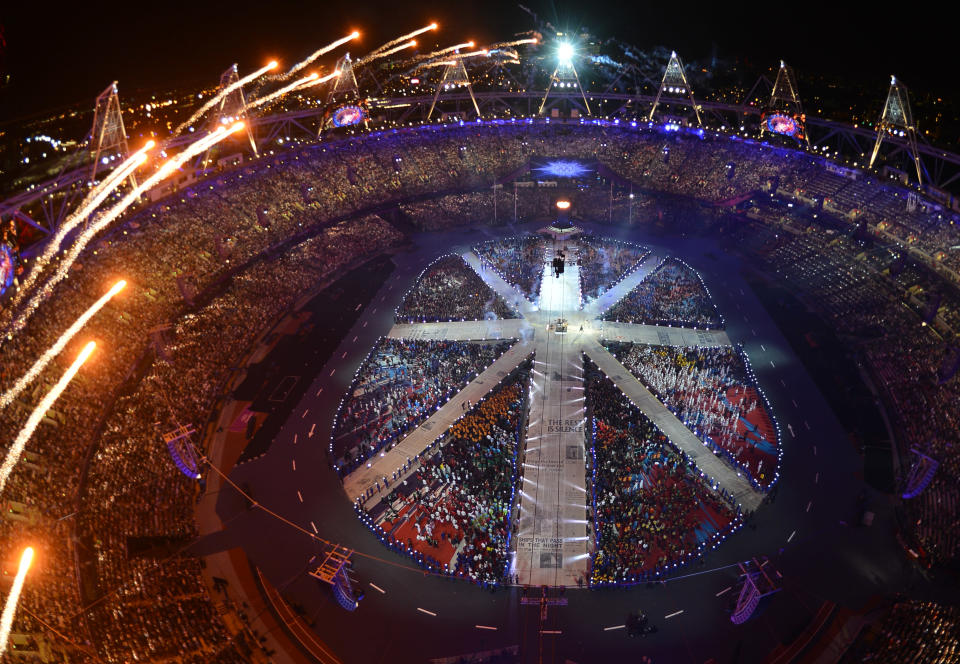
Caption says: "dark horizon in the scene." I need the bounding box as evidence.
[0,1,953,124]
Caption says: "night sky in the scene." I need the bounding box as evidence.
[0,1,952,123]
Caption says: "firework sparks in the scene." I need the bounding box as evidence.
[0,342,96,494]
[9,143,150,310]
[5,124,245,343]
[246,73,320,112]
[273,31,359,81]
[368,23,436,57]
[0,280,125,410]
[0,547,35,656]
[173,61,277,136]
[358,40,417,65]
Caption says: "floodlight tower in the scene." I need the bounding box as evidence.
[327,53,360,103]
[648,51,701,126]
[89,82,135,186]
[201,64,259,168]
[760,61,810,147]
[428,54,481,119]
[869,75,923,185]
[538,40,591,116]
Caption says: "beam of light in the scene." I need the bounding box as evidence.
[272,31,359,81]
[7,143,150,311]
[173,61,278,136]
[0,342,95,494]
[5,125,245,342]
[358,40,417,65]
[0,547,34,657]
[368,23,436,56]
[0,281,125,410]
[246,73,320,112]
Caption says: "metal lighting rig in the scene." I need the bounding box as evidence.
[869,75,924,185]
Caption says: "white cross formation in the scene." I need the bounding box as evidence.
[343,241,765,586]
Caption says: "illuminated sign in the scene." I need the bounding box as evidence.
[763,112,805,141]
[0,244,15,296]
[332,104,367,127]
[532,159,594,178]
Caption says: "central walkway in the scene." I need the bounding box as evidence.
[512,246,590,585]
[343,238,767,586]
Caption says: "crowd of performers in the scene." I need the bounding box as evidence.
[577,236,649,302]
[363,362,530,585]
[606,342,779,490]
[473,236,546,302]
[586,358,740,585]
[332,339,512,473]
[604,258,722,328]
[395,255,518,323]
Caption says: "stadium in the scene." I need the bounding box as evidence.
[1,7,959,664]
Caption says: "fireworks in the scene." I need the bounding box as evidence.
[273,31,359,81]
[8,142,151,312]
[173,61,277,136]
[0,280,125,410]
[358,40,417,65]
[491,37,538,48]
[0,547,34,657]
[246,73,321,112]
[5,124,246,342]
[411,41,474,64]
[287,70,341,95]
[0,342,96,495]
[368,23,436,57]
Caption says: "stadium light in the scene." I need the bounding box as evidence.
[557,42,574,64]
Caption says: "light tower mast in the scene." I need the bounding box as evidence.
[199,64,259,169]
[428,55,481,120]
[648,51,701,126]
[327,53,360,103]
[89,82,135,186]
[760,61,810,147]
[869,75,923,185]
[538,40,591,116]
